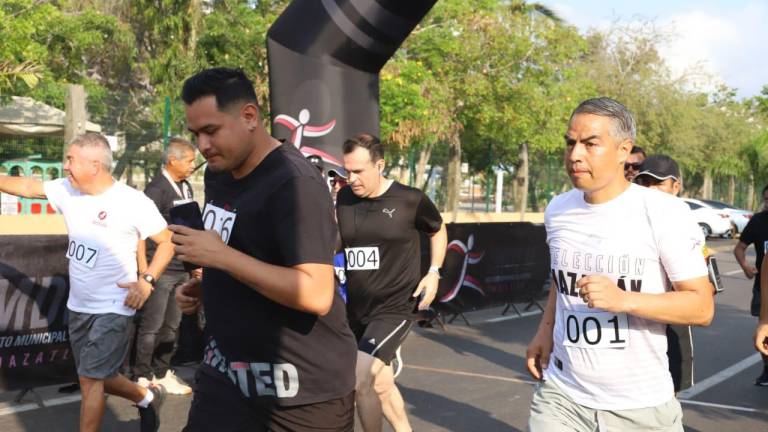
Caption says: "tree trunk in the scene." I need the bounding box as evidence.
[701,171,713,200]
[727,176,736,205]
[515,143,529,221]
[445,131,462,219]
[748,173,756,211]
[415,143,433,189]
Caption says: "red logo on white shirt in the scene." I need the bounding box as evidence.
[98,211,107,220]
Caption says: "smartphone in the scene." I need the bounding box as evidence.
[169,201,204,230]
[708,256,723,294]
[169,201,204,272]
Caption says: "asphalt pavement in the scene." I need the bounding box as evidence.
[1,238,766,431]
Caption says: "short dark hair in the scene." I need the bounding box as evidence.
[181,67,258,111]
[342,133,384,162]
[570,97,636,143]
[630,145,645,157]
[762,184,768,196]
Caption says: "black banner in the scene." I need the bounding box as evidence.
[267,0,437,172]
[0,235,75,391]
[425,223,550,316]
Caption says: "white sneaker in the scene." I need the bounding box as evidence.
[136,376,152,388]
[153,370,192,395]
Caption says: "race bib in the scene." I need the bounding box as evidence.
[202,203,237,244]
[345,247,380,271]
[65,239,99,269]
[561,309,629,349]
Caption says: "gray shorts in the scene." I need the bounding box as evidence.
[528,380,683,432]
[68,309,132,379]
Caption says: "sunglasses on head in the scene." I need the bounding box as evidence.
[624,162,642,170]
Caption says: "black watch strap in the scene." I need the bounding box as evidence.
[141,273,157,287]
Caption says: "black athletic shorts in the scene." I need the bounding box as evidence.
[183,367,354,432]
[666,324,694,392]
[351,316,413,364]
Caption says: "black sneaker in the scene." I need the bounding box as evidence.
[755,370,768,386]
[138,383,167,432]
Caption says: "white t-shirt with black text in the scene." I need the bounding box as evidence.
[44,179,167,316]
[544,184,707,410]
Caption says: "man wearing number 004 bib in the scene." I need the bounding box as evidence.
[171,68,357,431]
[0,132,174,432]
[336,133,447,432]
[526,98,714,432]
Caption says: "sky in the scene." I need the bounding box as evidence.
[544,0,768,99]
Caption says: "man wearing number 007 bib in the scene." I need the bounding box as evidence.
[526,98,714,432]
[0,132,174,432]
[336,133,447,432]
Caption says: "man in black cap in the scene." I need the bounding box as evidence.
[634,154,698,393]
[633,154,680,195]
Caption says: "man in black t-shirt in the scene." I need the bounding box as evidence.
[336,133,447,432]
[734,184,768,385]
[135,137,197,395]
[171,68,357,431]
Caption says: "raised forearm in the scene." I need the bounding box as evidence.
[214,247,334,315]
[0,176,46,199]
[623,278,714,326]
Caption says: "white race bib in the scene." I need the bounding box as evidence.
[65,239,99,269]
[345,247,380,271]
[202,203,237,245]
[561,309,629,349]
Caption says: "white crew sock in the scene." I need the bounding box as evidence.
[136,387,155,408]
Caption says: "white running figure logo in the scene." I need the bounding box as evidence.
[273,109,336,149]
[382,208,396,218]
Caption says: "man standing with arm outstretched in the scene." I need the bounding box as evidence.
[0,132,173,432]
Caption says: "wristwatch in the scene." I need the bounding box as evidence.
[428,266,442,279]
[141,273,157,287]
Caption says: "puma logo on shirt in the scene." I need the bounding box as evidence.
[382,208,396,218]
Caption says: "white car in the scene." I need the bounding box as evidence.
[700,199,753,234]
[682,198,732,238]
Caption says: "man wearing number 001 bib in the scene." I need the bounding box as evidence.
[0,133,174,432]
[171,68,357,431]
[526,98,714,432]
[336,133,447,432]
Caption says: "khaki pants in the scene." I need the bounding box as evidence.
[528,380,683,432]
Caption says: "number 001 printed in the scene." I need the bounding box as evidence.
[561,309,629,349]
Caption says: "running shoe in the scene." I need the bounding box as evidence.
[755,370,768,386]
[153,370,192,395]
[138,383,167,432]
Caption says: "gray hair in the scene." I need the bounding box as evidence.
[163,137,196,164]
[69,133,113,170]
[569,97,636,143]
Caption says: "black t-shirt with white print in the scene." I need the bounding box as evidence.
[336,182,442,325]
[199,143,356,407]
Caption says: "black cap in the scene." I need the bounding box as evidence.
[634,155,680,182]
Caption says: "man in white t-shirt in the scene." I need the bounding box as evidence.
[0,133,174,432]
[526,98,714,431]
